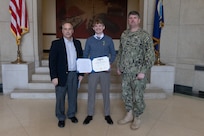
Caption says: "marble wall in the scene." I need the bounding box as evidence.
[0,0,204,92]
[159,0,204,92]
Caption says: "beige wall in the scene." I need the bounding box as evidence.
[42,0,56,50]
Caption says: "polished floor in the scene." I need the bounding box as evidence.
[0,93,204,136]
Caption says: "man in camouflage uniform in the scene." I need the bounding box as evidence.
[116,11,155,130]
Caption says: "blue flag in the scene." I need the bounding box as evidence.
[153,0,164,54]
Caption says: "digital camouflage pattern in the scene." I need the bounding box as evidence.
[117,28,155,117]
[117,28,155,74]
[121,73,147,117]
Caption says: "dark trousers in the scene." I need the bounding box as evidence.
[55,71,78,121]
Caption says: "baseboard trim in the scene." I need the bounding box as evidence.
[0,84,2,93]
[174,84,204,98]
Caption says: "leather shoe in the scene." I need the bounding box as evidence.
[83,116,93,125]
[105,115,113,125]
[68,116,78,123]
[58,120,65,128]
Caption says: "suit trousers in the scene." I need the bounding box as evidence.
[55,71,78,121]
[87,72,111,116]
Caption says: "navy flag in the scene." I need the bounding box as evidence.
[153,0,164,57]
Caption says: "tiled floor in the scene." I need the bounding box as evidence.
[0,93,204,136]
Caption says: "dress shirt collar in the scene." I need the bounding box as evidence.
[63,37,73,43]
[94,33,104,40]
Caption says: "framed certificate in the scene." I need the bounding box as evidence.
[77,56,110,73]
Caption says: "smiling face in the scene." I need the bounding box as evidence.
[92,19,105,35]
[61,23,74,40]
[92,23,105,35]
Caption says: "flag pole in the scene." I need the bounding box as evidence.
[154,51,165,65]
[11,44,26,64]
[153,37,165,65]
[9,0,29,64]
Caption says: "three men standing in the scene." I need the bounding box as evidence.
[49,10,155,130]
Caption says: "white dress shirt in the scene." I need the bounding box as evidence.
[94,33,104,40]
[64,37,77,71]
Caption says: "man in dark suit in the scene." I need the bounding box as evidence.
[49,20,83,128]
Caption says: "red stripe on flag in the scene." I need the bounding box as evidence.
[9,0,29,45]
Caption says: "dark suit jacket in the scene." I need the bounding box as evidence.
[49,38,83,86]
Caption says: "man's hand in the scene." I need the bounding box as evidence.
[117,68,121,75]
[78,76,83,82]
[52,78,58,86]
[136,73,145,80]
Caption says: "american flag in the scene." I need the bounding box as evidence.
[9,0,29,45]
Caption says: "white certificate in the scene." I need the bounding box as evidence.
[92,56,110,72]
[76,56,110,73]
[76,58,92,73]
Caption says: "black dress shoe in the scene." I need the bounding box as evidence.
[58,120,65,128]
[105,115,113,125]
[83,116,93,125]
[68,116,78,123]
